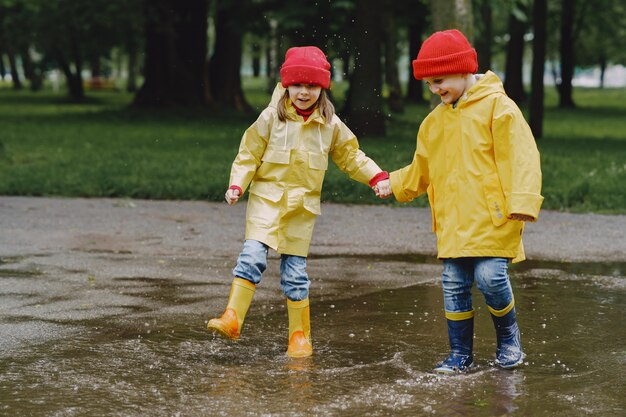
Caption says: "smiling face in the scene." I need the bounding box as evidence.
[423,74,473,105]
[287,84,322,110]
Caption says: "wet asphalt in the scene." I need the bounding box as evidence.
[1,196,625,355]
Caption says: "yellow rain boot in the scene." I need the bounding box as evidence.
[287,298,312,358]
[207,278,255,340]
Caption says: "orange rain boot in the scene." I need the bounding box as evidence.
[207,278,255,340]
[287,298,312,358]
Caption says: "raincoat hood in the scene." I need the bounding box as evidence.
[268,83,285,109]
[268,83,324,124]
[450,71,505,108]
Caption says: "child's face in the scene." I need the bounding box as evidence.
[423,74,471,105]
[287,84,322,110]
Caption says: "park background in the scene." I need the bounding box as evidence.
[1,0,625,213]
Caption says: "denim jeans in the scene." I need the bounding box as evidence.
[442,257,513,314]
[232,239,310,301]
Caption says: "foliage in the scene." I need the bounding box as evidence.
[0,78,624,213]
[574,0,626,68]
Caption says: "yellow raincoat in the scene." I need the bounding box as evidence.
[230,84,382,257]
[390,71,543,262]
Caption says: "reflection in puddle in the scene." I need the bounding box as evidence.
[0,256,624,416]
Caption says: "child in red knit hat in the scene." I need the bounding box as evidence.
[207,46,391,358]
[384,29,543,373]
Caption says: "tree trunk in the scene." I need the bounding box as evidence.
[474,0,493,73]
[431,0,474,38]
[68,24,85,100]
[530,0,547,139]
[210,1,250,111]
[383,2,404,113]
[7,50,22,90]
[430,0,474,107]
[504,3,527,104]
[265,43,271,78]
[265,24,279,92]
[340,48,351,82]
[134,0,211,107]
[252,42,261,77]
[90,56,101,78]
[55,49,84,101]
[598,55,606,89]
[0,53,6,79]
[343,0,385,137]
[126,39,139,93]
[406,3,426,103]
[21,49,42,91]
[558,0,575,108]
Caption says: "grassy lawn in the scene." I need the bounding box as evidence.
[1,78,625,213]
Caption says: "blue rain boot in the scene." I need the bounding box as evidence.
[491,308,524,369]
[433,318,474,374]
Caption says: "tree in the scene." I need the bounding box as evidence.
[557,0,577,108]
[430,0,473,107]
[474,0,493,73]
[134,0,211,107]
[405,0,428,103]
[530,0,547,139]
[574,0,626,88]
[383,0,404,113]
[431,0,474,37]
[343,0,385,136]
[210,0,251,111]
[0,0,34,90]
[504,1,529,103]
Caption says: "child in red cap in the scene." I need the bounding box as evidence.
[385,29,543,373]
[207,46,391,358]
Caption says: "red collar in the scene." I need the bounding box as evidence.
[293,104,316,121]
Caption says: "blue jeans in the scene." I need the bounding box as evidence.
[232,240,310,301]
[442,257,514,314]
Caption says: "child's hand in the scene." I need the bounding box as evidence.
[374,179,392,199]
[225,188,241,205]
[510,213,534,222]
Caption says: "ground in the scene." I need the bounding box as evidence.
[1,196,625,353]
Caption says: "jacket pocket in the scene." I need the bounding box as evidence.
[308,152,328,171]
[482,174,508,227]
[248,181,284,203]
[303,194,321,215]
[426,184,436,232]
[262,149,291,164]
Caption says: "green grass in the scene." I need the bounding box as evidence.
[1,78,625,213]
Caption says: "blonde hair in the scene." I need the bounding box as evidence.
[277,89,335,122]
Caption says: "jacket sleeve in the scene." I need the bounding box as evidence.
[229,109,272,192]
[492,99,544,220]
[329,118,382,185]
[389,127,430,203]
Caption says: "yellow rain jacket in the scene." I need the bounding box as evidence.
[390,71,543,262]
[230,84,382,257]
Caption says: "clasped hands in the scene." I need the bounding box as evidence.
[226,180,393,205]
[373,179,392,199]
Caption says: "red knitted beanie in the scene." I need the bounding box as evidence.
[280,46,331,89]
[412,29,478,80]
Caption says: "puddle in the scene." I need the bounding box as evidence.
[0,257,624,416]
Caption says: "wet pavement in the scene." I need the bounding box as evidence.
[1,197,625,416]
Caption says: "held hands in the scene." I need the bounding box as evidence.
[509,213,534,222]
[373,179,392,199]
[225,188,241,205]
